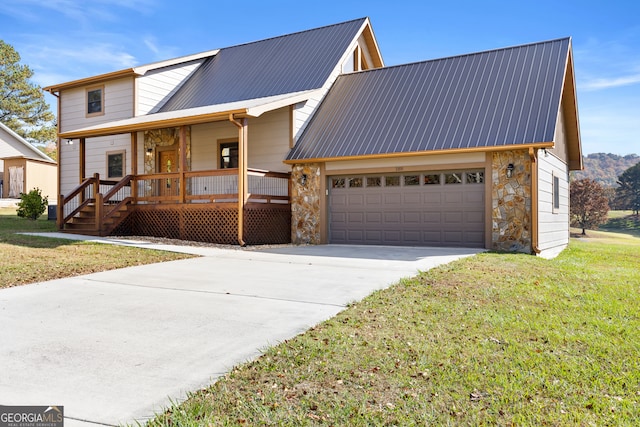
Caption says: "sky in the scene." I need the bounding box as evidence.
[1,0,638,155]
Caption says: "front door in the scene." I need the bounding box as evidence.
[159,150,178,197]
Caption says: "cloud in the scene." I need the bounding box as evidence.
[580,73,640,91]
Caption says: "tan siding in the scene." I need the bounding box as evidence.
[325,152,486,172]
[550,101,568,162]
[537,152,570,257]
[137,60,203,115]
[85,135,130,178]
[60,78,134,133]
[59,142,80,195]
[191,121,237,171]
[25,160,58,201]
[248,108,291,172]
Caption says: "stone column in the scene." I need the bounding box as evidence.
[491,150,532,253]
[291,163,321,244]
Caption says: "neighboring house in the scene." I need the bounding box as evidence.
[45,18,582,257]
[0,122,57,200]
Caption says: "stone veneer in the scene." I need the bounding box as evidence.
[492,150,532,253]
[291,163,321,244]
[143,127,191,174]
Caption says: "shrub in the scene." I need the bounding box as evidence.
[17,188,48,220]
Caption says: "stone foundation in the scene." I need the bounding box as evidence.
[492,150,532,253]
[291,164,321,244]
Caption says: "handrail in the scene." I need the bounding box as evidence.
[58,175,99,229]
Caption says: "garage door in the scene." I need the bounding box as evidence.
[329,170,485,247]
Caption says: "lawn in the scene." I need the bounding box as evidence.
[600,210,640,237]
[0,207,193,288]
[146,234,640,426]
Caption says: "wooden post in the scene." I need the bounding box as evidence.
[92,172,100,201]
[79,138,86,203]
[229,114,247,246]
[95,192,103,234]
[179,126,187,204]
[131,132,138,202]
[57,194,64,230]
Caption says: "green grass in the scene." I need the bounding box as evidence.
[600,210,640,237]
[146,234,640,426]
[0,207,194,288]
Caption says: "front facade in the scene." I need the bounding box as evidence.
[46,18,582,257]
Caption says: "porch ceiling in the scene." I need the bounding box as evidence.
[58,89,321,139]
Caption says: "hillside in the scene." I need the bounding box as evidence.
[571,153,640,187]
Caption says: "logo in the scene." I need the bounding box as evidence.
[0,406,63,427]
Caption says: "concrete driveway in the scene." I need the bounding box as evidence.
[0,238,482,426]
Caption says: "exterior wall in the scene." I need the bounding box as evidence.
[190,121,237,171]
[59,141,80,196]
[492,150,532,253]
[537,151,570,258]
[2,158,24,198]
[136,60,204,115]
[291,163,322,244]
[60,77,134,133]
[325,152,486,172]
[0,126,42,159]
[550,101,568,163]
[247,108,290,173]
[25,160,58,201]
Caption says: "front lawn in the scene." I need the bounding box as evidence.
[147,234,640,426]
[0,207,193,288]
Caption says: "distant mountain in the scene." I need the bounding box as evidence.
[571,153,640,187]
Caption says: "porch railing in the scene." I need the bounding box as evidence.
[58,168,290,233]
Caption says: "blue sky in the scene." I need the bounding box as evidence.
[1,0,638,155]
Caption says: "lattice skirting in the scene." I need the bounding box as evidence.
[110,203,291,245]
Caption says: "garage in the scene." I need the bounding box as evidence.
[329,170,485,247]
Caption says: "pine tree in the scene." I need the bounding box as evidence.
[0,40,56,143]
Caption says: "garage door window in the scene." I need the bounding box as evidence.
[445,172,463,184]
[385,176,400,187]
[348,177,363,188]
[404,175,420,186]
[466,171,484,184]
[331,178,345,188]
[424,174,440,185]
[366,177,381,187]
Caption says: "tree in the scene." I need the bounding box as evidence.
[615,162,640,215]
[570,178,610,235]
[0,40,56,144]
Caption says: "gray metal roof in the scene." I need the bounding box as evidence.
[160,18,367,112]
[287,38,571,161]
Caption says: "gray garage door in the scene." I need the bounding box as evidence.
[329,170,485,247]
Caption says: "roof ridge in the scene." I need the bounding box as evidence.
[220,17,368,51]
[345,37,571,76]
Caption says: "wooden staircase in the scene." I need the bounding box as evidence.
[63,201,131,236]
[59,174,134,237]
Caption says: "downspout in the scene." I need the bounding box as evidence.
[229,114,246,246]
[530,147,541,254]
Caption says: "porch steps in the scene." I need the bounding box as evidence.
[63,202,131,236]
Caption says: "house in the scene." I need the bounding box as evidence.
[0,122,57,200]
[45,18,582,257]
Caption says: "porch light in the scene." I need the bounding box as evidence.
[66,139,74,145]
[506,163,514,178]
[146,148,153,156]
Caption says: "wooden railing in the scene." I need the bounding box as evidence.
[58,169,290,233]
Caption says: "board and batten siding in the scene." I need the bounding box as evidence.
[60,78,134,133]
[136,60,204,115]
[537,151,570,258]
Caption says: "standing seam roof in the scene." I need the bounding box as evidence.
[287,38,570,161]
[159,18,367,111]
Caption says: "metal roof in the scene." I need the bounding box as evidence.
[287,38,571,161]
[159,18,368,112]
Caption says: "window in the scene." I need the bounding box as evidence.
[331,178,345,188]
[385,176,400,187]
[348,177,363,188]
[366,177,381,187]
[553,174,560,212]
[404,175,420,186]
[219,142,238,169]
[423,174,440,185]
[445,173,463,184]
[106,151,125,179]
[466,171,484,184]
[86,86,104,116]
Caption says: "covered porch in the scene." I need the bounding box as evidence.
[57,110,293,245]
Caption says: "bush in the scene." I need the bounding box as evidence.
[17,188,48,220]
